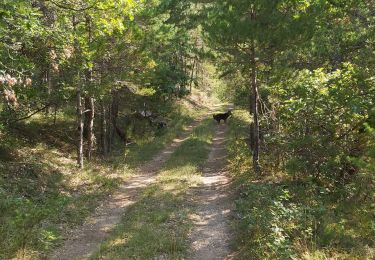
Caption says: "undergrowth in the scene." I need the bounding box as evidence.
[227,109,374,260]
[0,102,202,259]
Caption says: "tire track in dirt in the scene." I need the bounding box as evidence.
[189,123,233,260]
[50,122,201,260]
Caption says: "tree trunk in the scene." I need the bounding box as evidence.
[83,96,90,138]
[53,104,57,125]
[107,103,113,153]
[250,42,261,173]
[77,89,84,168]
[73,14,83,168]
[83,95,95,146]
[86,97,95,161]
[84,14,95,161]
[189,58,197,93]
[46,67,52,115]
[100,99,108,155]
[111,90,127,143]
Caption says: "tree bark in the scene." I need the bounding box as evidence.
[73,14,84,168]
[100,99,108,155]
[83,96,90,138]
[250,42,261,173]
[77,88,84,168]
[83,95,95,149]
[86,96,95,161]
[84,14,95,161]
[46,67,52,115]
[111,90,127,143]
[189,58,197,93]
[107,103,113,153]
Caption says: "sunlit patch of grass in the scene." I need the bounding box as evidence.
[124,112,194,168]
[91,184,192,259]
[91,119,215,259]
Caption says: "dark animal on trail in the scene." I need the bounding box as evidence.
[213,110,232,124]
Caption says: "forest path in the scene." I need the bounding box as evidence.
[50,121,201,260]
[189,122,233,259]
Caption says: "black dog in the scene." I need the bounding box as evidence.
[213,110,232,124]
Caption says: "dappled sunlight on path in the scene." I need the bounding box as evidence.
[189,124,233,260]
[50,122,200,260]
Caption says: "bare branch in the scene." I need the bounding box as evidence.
[7,103,52,123]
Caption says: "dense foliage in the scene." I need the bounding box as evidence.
[1,0,374,258]
[205,0,374,258]
[0,0,201,165]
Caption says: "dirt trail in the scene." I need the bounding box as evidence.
[50,122,199,260]
[189,124,233,260]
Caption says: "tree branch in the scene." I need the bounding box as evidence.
[7,104,52,124]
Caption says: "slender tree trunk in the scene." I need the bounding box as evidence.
[111,91,118,140]
[83,96,95,145]
[111,90,127,143]
[73,14,84,168]
[83,96,90,138]
[86,97,95,160]
[46,67,52,115]
[100,99,108,155]
[84,14,95,161]
[250,42,261,173]
[107,103,113,153]
[189,58,196,93]
[77,88,84,168]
